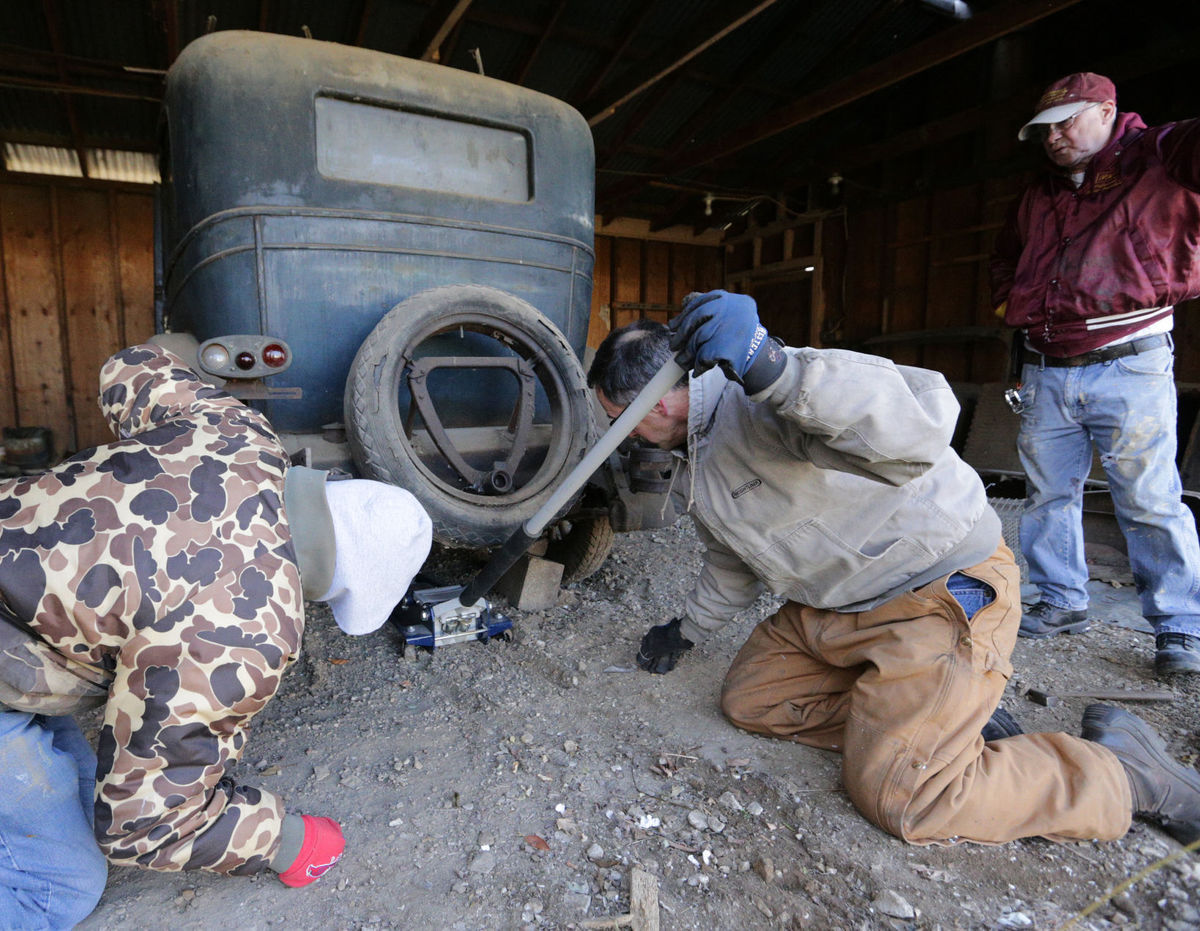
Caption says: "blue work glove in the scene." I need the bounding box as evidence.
[637,617,694,674]
[668,291,787,394]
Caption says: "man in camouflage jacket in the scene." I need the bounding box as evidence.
[0,343,430,923]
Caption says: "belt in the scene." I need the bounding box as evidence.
[1027,333,1170,368]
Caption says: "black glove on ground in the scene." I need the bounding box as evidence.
[637,617,695,674]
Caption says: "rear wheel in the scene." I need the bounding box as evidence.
[344,285,594,548]
[544,507,614,583]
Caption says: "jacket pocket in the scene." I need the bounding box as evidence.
[750,519,932,609]
[1128,227,1169,292]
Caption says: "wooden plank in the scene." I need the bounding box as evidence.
[642,241,670,322]
[0,199,14,430]
[699,246,724,292]
[588,235,613,349]
[661,0,1086,171]
[612,238,643,328]
[809,219,824,349]
[59,188,120,450]
[843,207,886,346]
[888,198,930,368]
[114,191,155,345]
[667,243,698,312]
[0,183,72,452]
[924,186,979,381]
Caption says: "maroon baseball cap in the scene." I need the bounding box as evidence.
[1018,72,1117,141]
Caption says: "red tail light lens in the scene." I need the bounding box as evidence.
[262,343,288,368]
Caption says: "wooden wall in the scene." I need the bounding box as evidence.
[9,172,1199,464]
[0,177,154,458]
[587,236,724,349]
[0,181,720,459]
[836,179,1200,385]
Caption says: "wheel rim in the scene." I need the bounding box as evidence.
[386,311,579,507]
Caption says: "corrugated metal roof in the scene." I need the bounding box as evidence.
[3,141,159,183]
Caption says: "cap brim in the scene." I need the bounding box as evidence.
[1018,102,1090,141]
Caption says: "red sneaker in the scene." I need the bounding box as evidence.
[277,815,345,887]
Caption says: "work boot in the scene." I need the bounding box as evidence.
[1018,602,1089,639]
[981,704,1024,742]
[1155,632,1200,676]
[1081,704,1200,847]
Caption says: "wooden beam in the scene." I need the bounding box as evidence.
[157,0,180,66]
[595,70,686,173]
[600,0,1084,214]
[0,75,161,105]
[597,0,802,183]
[672,0,1086,172]
[409,0,475,62]
[738,23,1200,202]
[352,0,373,48]
[573,1,658,106]
[587,0,784,127]
[40,0,87,177]
[511,0,567,86]
[467,8,790,104]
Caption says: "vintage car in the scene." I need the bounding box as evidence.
[154,30,656,579]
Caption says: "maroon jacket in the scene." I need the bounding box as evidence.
[991,112,1200,356]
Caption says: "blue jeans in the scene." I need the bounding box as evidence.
[1017,344,1200,636]
[0,710,107,930]
[946,571,995,619]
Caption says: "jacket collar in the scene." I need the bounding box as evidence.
[687,367,728,445]
[1048,110,1147,190]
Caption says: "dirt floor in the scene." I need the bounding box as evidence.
[76,518,1200,931]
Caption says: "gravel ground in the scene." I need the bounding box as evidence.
[77,518,1200,931]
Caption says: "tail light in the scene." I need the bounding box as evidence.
[197,336,292,379]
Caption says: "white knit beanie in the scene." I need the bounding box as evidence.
[319,480,433,635]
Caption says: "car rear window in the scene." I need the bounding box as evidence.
[315,95,531,202]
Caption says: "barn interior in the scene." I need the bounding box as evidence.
[4,4,1200,929]
[2,0,1198,458]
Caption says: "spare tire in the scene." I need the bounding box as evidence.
[344,285,595,548]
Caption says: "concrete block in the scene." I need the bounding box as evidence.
[495,554,564,611]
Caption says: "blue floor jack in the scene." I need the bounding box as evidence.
[389,358,686,652]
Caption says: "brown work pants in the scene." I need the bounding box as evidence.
[720,543,1132,844]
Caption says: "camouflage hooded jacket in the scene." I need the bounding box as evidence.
[0,344,303,875]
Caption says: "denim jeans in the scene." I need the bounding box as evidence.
[946,571,995,620]
[0,710,107,930]
[1017,344,1200,636]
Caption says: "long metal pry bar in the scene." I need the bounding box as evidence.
[431,358,687,627]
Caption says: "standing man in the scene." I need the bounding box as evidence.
[990,72,1200,675]
[588,293,1200,850]
[0,343,431,926]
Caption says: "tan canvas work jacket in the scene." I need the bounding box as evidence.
[673,349,1001,644]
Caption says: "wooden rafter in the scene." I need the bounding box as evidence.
[594,70,686,174]
[409,0,475,62]
[600,0,1085,216]
[665,0,1086,174]
[468,7,790,106]
[0,76,160,105]
[586,0,785,127]
[598,1,806,214]
[40,0,88,177]
[572,1,658,106]
[352,0,374,48]
[510,0,568,86]
[739,23,1200,202]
